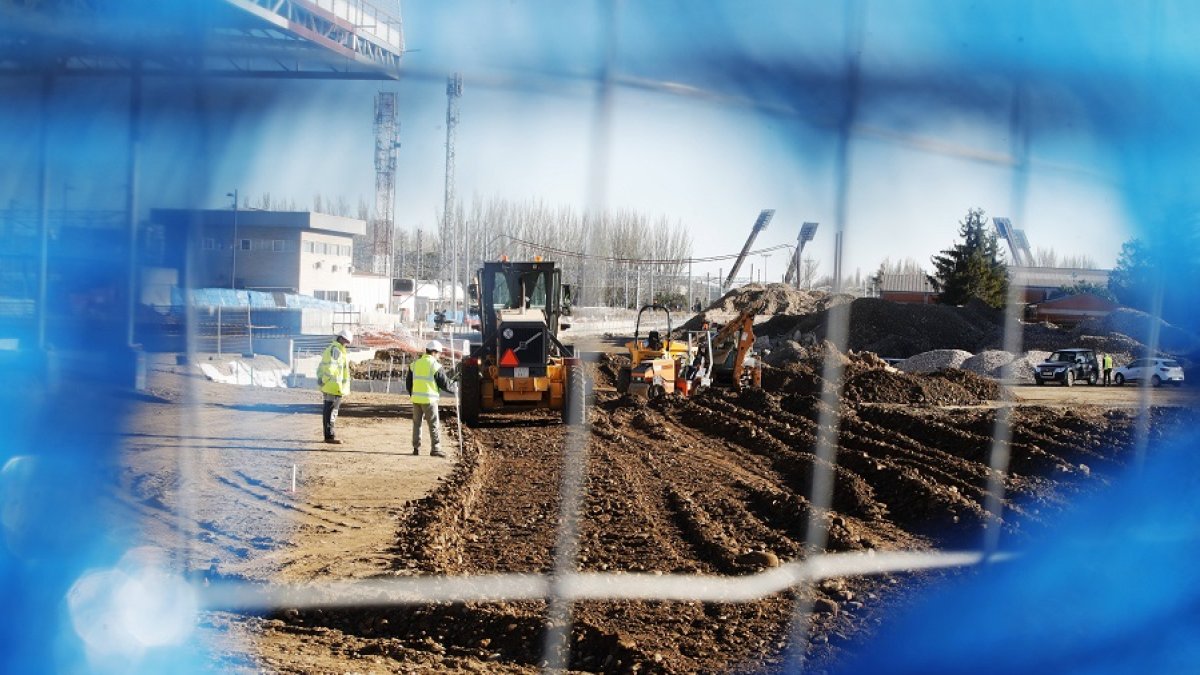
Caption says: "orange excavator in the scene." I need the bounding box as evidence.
[705,308,763,391]
[616,304,761,400]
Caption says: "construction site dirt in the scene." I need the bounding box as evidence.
[123,344,1197,674]
[112,285,1200,673]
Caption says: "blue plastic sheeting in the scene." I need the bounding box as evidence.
[283,293,351,310]
[168,287,349,311]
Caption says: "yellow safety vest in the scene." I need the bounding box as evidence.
[318,340,350,396]
[410,354,441,404]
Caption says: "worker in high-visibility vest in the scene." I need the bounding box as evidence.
[405,340,457,457]
[317,328,353,444]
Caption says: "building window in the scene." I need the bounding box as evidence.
[272,239,284,252]
[303,241,315,253]
[240,239,251,250]
[203,237,215,250]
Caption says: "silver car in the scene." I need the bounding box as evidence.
[1112,358,1185,387]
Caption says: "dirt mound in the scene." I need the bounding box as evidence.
[680,283,846,332]
[755,298,1001,359]
[705,282,833,316]
[592,353,623,389]
[843,368,994,406]
[925,368,1005,401]
[1073,308,1200,355]
[346,387,1190,673]
[761,349,997,407]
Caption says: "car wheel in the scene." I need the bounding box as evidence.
[1088,372,1098,385]
[1065,370,1074,387]
[1114,373,1125,386]
[1152,374,1162,388]
[1034,376,1044,386]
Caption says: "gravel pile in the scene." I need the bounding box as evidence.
[1003,351,1051,384]
[961,350,1016,377]
[896,349,973,374]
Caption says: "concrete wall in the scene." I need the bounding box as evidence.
[237,225,303,291]
[348,274,392,313]
[198,224,303,291]
[297,231,355,296]
[253,336,294,366]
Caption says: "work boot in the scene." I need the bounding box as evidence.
[412,448,420,456]
[431,450,446,458]
[324,438,343,445]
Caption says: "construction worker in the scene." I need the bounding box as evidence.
[1103,352,1114,386]
[406,340,457,457]
[317,328,353,444]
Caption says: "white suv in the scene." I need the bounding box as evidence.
[1112,358,1185,387]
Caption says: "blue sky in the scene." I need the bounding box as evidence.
[6,0,1199,281]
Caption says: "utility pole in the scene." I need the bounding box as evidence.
[373,91,399,277]
[443,73,462,322]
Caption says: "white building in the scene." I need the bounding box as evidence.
[151,208,365,300]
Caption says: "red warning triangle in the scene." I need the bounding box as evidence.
[499,348,520,367]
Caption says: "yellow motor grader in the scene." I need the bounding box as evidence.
[459,258,586,426]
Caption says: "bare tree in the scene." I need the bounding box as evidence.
[799,256,820,289]
[1034,247,1097,270]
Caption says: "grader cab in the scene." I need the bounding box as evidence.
[459,259,586,426]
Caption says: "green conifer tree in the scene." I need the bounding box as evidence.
[927,208,1008,307]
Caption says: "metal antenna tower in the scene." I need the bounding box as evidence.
[373,91,399,276]
[444,73,463,318]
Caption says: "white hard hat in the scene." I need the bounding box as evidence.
[426,340,443,352]
[337,329,354,342]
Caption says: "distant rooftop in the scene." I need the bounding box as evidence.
[879,267,1112,294]
[878,272,934,293]
[150,208,366,237]
[1012,266,1111,288]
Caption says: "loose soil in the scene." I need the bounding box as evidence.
[118,341,1198,673]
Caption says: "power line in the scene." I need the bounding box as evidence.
[502,235,795,265]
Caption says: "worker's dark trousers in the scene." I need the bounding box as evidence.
[322,393,343,440]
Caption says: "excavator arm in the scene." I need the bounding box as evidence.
[709,308,762,391]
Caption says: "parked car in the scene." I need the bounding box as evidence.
[1112,357,1185,387]
[1033,348,1100,386]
